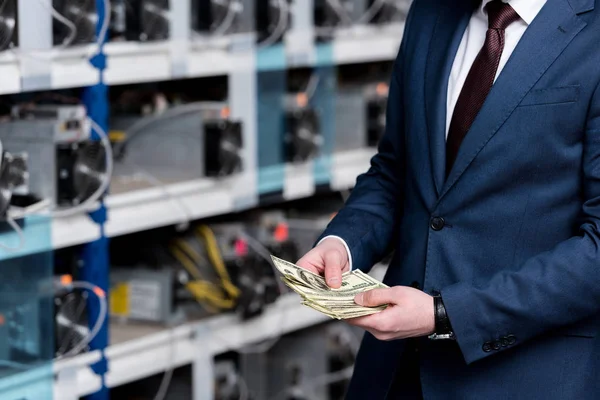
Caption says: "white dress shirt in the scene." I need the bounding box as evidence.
[446,0,548,135]
[325,0,548,269]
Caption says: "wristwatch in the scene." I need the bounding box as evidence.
[428,295,456,341]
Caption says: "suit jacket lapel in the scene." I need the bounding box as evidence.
[438,0,588,202]
[424,2,474,196]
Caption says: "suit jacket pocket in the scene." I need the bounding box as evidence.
[518,85,580,107]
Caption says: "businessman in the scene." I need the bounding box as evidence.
[297,0,600,398]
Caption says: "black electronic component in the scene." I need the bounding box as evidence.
[313,0,350,37]
[192,0,232,34]
[284,94,322,163]
[367,0,411,25]
[192,0,215,33]
[52,0,98,46]
[111,0,170,42]
[255,0,289,44]
[314,0,366,40]
[366,83,389,147]
[204,119,244,177]
[0,0,17,52]
[56,141,105,207]
[0,150,27,218]
[313,0,342,29]
[192,0,254,36]
[54,289,89,357]
[56,144,79,207]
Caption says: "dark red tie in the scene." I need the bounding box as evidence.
[446,1,520,175]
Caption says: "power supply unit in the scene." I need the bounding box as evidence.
[110,0,170,42]
[0,105,105,209]
[52,0,98,46]
[283,93,322,163]
[110,267,177,323]
[191,0,255,36]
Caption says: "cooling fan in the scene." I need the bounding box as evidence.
[256,0,289,45]
[0,0,17,52]
[139,0,170,41]
[54,289,89,357]
[0,144,28,218]
[284,94,322,163]
[53,0,99,46]
[69,141,107,206]
[193,0,236,34]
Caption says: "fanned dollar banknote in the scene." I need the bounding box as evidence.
[270,255,389,320]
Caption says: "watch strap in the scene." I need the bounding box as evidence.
[429,295,455,341]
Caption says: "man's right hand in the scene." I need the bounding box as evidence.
[296,238,350,289]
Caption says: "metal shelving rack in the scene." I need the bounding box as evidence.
[0,1,406,398]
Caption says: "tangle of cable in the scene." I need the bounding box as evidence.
[169,225,241,313]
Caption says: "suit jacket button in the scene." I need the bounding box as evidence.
[482,342,492,352]
[430,217,445,231]
[492,341,501,350]
[501,337,510,347]
[507,335,517,345]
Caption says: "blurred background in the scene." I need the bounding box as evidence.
[0,0,409,399]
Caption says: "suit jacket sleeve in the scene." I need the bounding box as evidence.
[442,80,600,365]
[317,12,413,273]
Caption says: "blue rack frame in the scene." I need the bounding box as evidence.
[80,1,110,398]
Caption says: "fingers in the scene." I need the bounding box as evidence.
[346,310,396,341]
[354,288,398,307]
[323,248,345,288]
[295,252,321,275]
[346,314,389,339]
[296,238,349,287]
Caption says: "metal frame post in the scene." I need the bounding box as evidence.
[80,1,110,399]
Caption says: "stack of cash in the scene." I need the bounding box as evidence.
[270,255,389,320]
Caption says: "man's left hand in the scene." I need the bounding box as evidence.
[350,287,436,341]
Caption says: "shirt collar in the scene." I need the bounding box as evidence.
[479,0,548,25]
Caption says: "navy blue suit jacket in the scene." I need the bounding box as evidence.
[321,0,600,398]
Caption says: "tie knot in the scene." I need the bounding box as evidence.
[485,1,520,30]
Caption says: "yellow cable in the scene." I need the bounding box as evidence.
[169,244,203,281]
[173,239,210,279]
[173,238,236,302]
[186,282,237,309]
[168,243,237,311]
[195,225,240,299]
